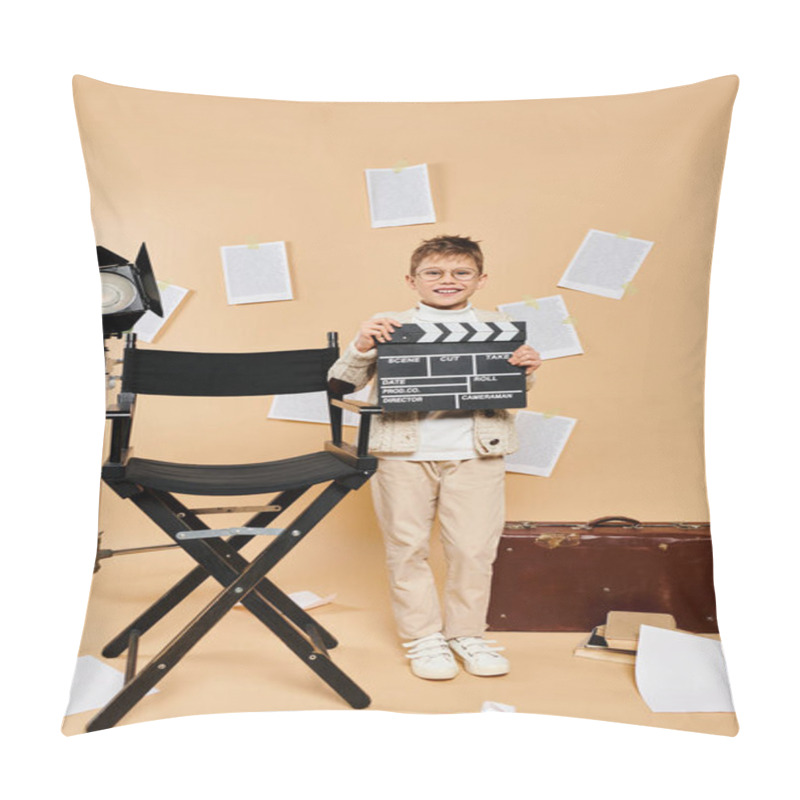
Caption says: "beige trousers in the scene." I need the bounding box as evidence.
[370,457,506,641]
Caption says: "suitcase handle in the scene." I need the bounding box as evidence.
[586,516,641,528]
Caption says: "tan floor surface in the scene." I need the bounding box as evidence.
[63,491,738,737]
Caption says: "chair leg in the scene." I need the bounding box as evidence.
[88,480,370,730]
[102,539,250,658]
[88,570,369,731]
[88,576,254,731]
[160,489,340,648]
[204,540,339,649]
[153,490,341,650]
[102,487,310,657]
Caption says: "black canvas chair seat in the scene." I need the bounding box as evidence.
[125,451,362,495]
[88,333,381,732]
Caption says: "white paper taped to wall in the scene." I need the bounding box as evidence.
[220,241,293,304]
[504,411,577,477]
[497,295,583,359]
[558,229,654,299]
[268,385,372,426]
[132,281,190,342]
[364,164,436,228]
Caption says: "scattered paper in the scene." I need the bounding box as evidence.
[481,701,516,713]
[497,296,583,359]
[504,411,576,477]
[268,385,372,426]
[635,626,735,713]
[132,281,190,342]
[288,590,337,610]
[365,164,436,228]
[220,241,293,304]
[558,229,654,300]
[65,655,158,716]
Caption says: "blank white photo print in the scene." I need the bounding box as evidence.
[497,295,584,360]
[268,385,371,426]
[220,241,294,304]
[505,411,577,478]
[132,281,190,343]
[558,229,654,299]
[365,164,436,228]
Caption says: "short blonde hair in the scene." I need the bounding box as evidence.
[409,235,484,275]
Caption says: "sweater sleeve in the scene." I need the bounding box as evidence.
[328,310,406,389]
[327,339,378,390]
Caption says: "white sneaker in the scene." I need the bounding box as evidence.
[448,636,509,676]
[403,632,459,680]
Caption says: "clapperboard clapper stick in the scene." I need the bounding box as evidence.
[376,321,527,411]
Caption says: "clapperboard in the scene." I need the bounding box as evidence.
[376,321,527,411]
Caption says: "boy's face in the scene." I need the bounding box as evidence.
[405,254,487,310]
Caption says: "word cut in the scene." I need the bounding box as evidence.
[376,321,527,411]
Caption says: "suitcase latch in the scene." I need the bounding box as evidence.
[535,531,582,549]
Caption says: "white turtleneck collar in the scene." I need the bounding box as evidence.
[414,301,477,321]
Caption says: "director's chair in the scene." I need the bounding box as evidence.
[89,332,380,732]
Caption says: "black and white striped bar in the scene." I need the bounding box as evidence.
[376,321,527,411]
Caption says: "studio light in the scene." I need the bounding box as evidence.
[99,243,163,337]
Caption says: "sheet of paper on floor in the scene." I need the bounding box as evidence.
[288,591,337,610]
[504,411,577,477]
[635,625,735,713]
[220,241,293,304]
[481,701,516,713]
[497,295,583,359]
[558,229,653,299]
[364,163,436,227]
[132,281,190,343]
[65,655,158,716]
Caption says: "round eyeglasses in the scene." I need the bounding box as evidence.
[414,268,480,282]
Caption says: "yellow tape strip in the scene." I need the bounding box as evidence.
[392,158,410,173]
[622,281,638,296]
[522,296,539,309]
[561,315,577,326]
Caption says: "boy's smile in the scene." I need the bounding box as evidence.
[405,254,487,310]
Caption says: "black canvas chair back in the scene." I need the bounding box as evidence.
[89,333,381,731]
[121,345,337,397]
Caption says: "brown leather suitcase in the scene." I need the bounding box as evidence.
[487,516,719,633]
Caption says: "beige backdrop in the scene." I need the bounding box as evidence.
[76,74,738,529]
[67,75,739,735]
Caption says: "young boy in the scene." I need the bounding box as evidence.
[328,235,541,680]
